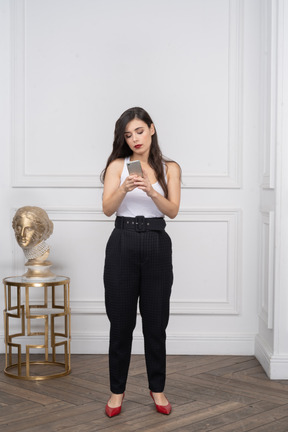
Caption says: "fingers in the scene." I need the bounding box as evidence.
[124,175,138,192]
[133,175,151,194]
[133,175,146,186]
[124,174,151,194]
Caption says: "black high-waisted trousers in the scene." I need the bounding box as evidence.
[104,216,173,394]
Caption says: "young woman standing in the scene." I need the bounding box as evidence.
[102,107,181,417]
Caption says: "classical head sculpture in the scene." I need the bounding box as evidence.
[12,206,55,279]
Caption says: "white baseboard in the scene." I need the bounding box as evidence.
[255,335,288,379]
[255,335,272,377]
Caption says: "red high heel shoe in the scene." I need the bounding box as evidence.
[150,391,172,415]
[105,393,125,418]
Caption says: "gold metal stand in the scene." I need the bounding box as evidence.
[3,276,71,380]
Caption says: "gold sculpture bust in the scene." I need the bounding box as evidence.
[12,206,55,279]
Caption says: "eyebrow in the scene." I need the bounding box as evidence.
[124,127,144,134]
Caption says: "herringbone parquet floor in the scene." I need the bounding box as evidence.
[1,354,288,431]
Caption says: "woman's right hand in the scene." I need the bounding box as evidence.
[121,175,139,193]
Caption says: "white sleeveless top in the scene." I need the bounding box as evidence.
[116,157,165,218]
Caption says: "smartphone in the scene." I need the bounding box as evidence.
[127,160,143,177]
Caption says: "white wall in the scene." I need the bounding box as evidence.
[0,0,262,356]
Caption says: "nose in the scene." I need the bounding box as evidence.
[132,133,138,142]
[20,227,26,237]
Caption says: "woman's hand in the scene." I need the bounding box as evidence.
[122,175,138,193]
[133,169,156,198]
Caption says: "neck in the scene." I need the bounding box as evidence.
[23,240,49,260]
[131,151,149,163]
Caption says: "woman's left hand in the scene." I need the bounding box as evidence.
[133,169,156,198]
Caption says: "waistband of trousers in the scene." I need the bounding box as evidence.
[115,216,166,232]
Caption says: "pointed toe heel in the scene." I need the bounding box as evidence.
[150,391,172,415]
[105,393,125,418]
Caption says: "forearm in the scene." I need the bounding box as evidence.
[149,189,179,219]
[103,185,127,217]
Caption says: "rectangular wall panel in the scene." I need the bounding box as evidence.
[12,0,242,188]
[258,211,275,329]
[13,208,241,316]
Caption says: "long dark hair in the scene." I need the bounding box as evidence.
[101,107,169,197]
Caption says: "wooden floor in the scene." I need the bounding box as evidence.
[1,354,288,431]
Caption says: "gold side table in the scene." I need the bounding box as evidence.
[3,276,71,380]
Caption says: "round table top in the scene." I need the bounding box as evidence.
[3,276,70,287]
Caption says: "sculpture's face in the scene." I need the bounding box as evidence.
[14,215,42,249]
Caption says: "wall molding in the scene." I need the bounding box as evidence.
[11,0,243,189]
[12,207,241,316]
[258,210,275,329]
[260,0,277,189]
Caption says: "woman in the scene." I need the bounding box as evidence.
[102,107,181,417]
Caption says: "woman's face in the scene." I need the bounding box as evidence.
[124,119,155,156]
[14,215,42,249]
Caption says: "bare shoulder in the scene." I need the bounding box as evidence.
[166,161,181,179]
[106,158,125,175]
